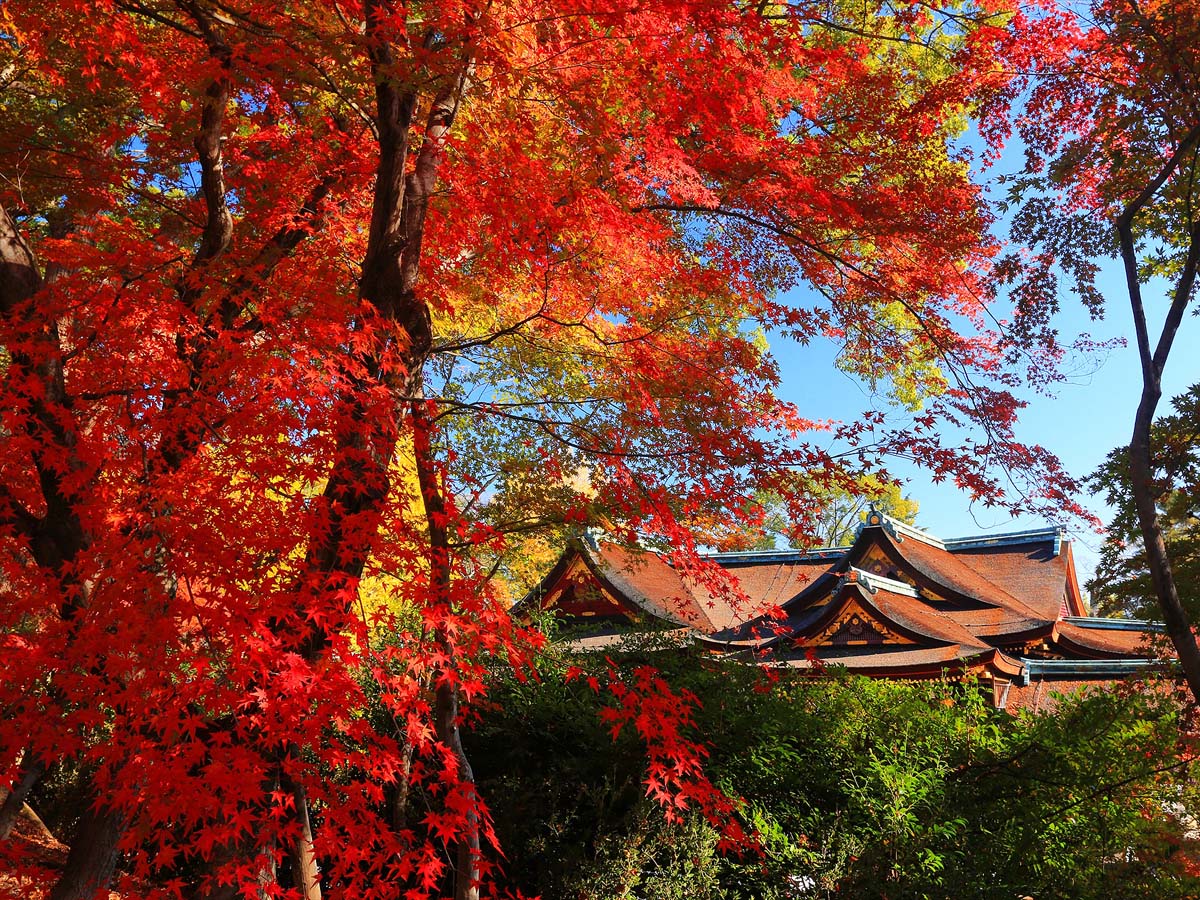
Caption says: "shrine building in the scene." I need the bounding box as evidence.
[520,510,1169,712]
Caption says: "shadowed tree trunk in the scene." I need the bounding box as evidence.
[412,395,481,900]
[47,806,127,900]
[0,753,47,840]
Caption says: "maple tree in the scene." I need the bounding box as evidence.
[0,1,1083,898]
[985,0,1200,697]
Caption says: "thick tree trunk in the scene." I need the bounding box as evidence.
[2,205,123,900]
[279,20,475,893]
[47,805,127,900]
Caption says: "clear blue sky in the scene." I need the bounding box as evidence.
[768,257,1200,586]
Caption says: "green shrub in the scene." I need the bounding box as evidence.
[468,645,1200,899]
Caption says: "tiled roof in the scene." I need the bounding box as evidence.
[699,600,831,648]
[765,578,992,652]
[587,540,796,632]
[949,540,1070,620]
[587,541,718,630]
[857,586,991,651]
[526,514,1166,691]
[1054,621,1160,658]
[937,605,1053,641]
[715,556,832,610]
[877,531,1050,623]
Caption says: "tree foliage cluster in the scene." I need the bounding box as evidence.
[472,647,1200,900]
[0,0,1095,896]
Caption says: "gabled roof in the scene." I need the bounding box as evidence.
[707,552,837,612]
[952,538,1086,619]
[583,539,719,630]
[867,530,1050,621]
[791,573,989,649]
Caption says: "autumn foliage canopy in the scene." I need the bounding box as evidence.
[0,0,1091,897]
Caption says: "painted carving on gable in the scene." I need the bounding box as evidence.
[828,614,887,646]
[542,557,637,620]
[809,600,914,647]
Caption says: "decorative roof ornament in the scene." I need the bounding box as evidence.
[857,503,947,547]
[837,566,923,599]
[865,504,885,528]
[580,526,604,553]
[840,568,867,590]
[856,503,899,541]
[858,505,1066,555]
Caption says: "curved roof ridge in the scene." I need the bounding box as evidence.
[857,508,947,549]
[701,546,851,564]
[944,527,1064,554]
[856,508,1066,557]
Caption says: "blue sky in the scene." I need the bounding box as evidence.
[768,254,1200,585]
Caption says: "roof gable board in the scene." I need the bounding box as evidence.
[524,550,647,624]
[807,593,919,648]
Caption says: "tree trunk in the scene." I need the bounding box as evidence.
[286,779,322,900]
[0,751,47,840]
[390,733,417,833]
[412,397,481,900]
[47,805,127,900]
[435,674,482,900]
[1117,190,1200,701]
[1130,388,1200,699]
[185,768,280,900]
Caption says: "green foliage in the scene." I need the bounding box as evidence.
[1088,384,1200,618]
[469,648,1200,899]
[751,477,919,550]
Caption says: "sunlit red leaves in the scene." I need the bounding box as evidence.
[576,663,753,852]
[0,0,1094,896]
